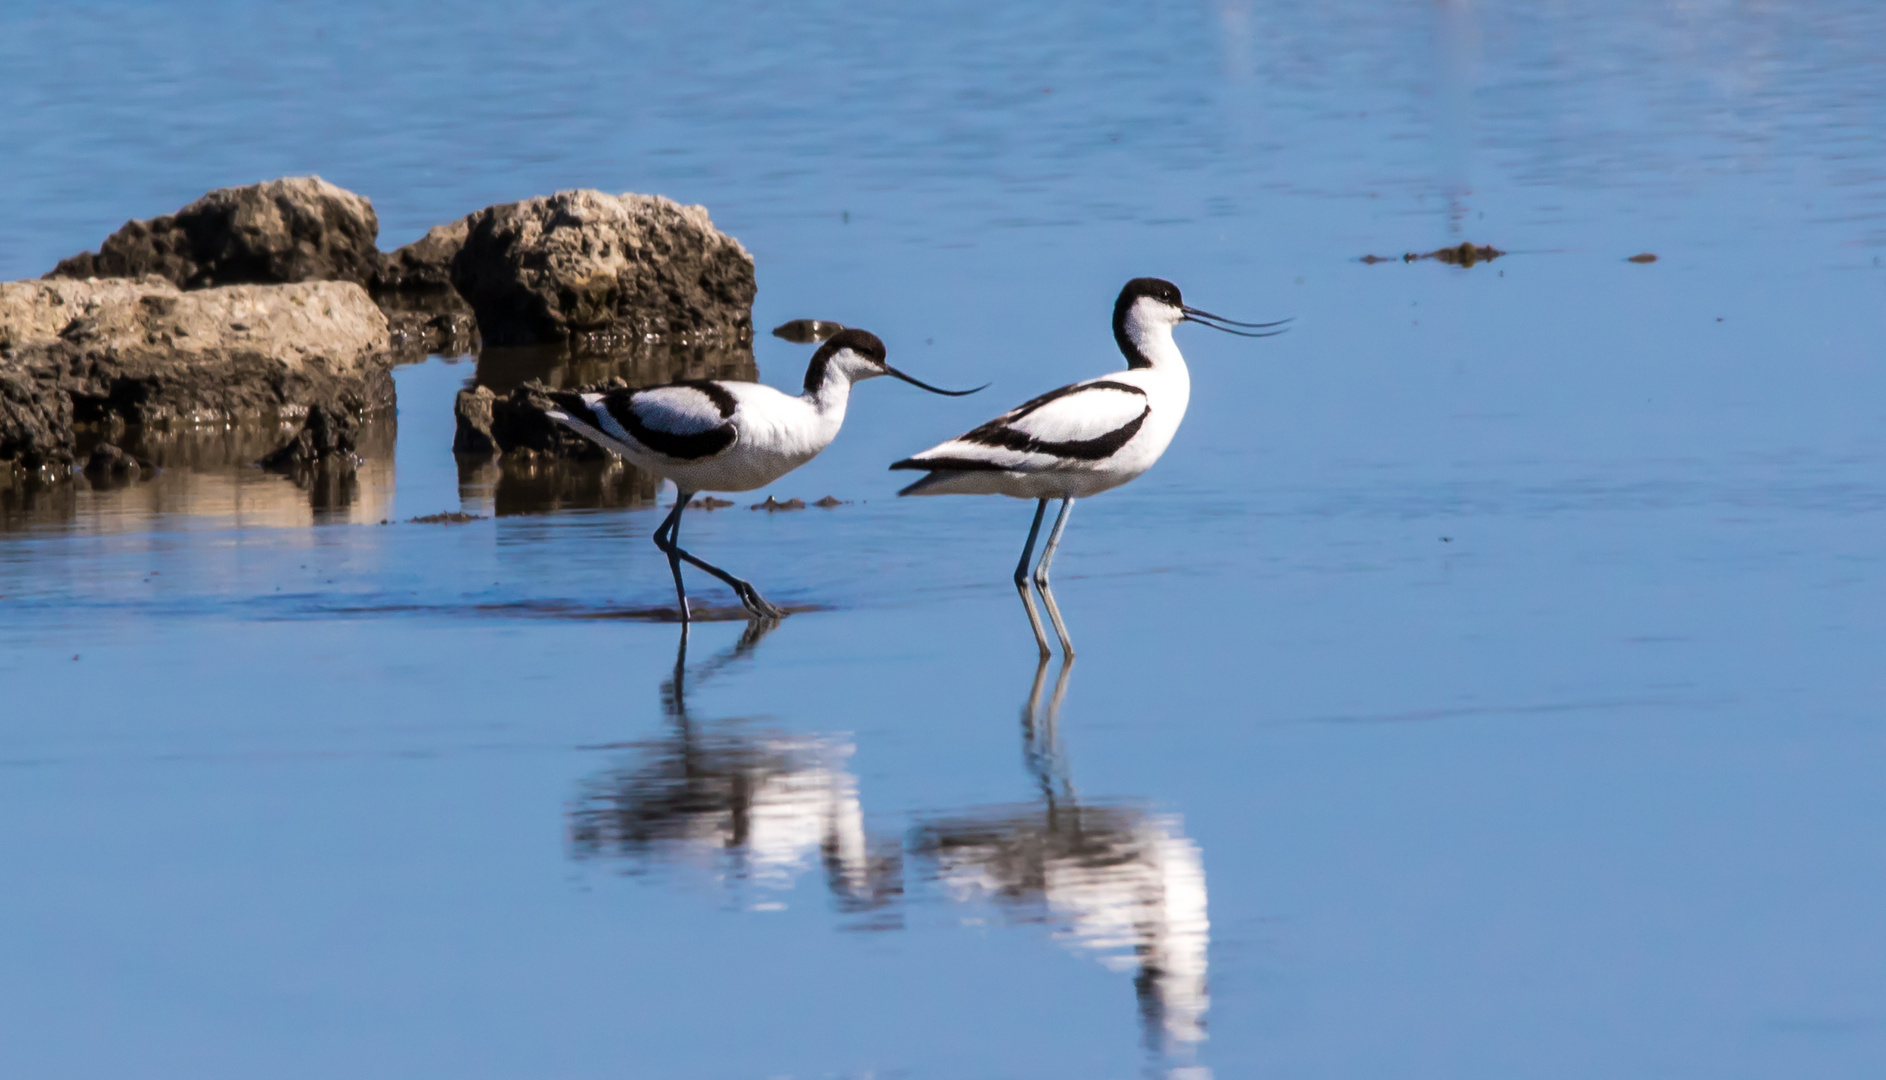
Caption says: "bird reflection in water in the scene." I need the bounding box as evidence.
[568,622,903,924]
[909,660,1212,1056]
[568,640,1210,1062]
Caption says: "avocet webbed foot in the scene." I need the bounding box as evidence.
[731,579,786,621]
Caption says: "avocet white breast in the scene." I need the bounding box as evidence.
[544,328,980,622]
[890,278,1287,656]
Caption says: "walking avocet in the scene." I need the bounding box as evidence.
[544,328,980,621]
[890,278,1287,656]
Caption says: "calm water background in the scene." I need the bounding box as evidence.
[4,1,1886,1077]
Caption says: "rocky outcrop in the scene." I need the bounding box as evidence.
[0,277,393,484]
[373,218,467,296]
[1,361,75,475]
[450,190,755,348]
[452,385,499,454]
[373,217,479,356]
[2,277,390,374]
[47,177,382,289]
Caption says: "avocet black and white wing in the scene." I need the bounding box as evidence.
[890,378,1150,475]
[544,380,740,462]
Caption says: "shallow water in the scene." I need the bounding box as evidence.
[4,2,1886,1077]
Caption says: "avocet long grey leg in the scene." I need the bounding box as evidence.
[1014,498,1052,657]
[1032,496,1076,657]
[655,491,694,622]
[654,491,785,621]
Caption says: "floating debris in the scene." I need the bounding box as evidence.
[750,496,806,511]
[408,511,487,524]
[1627,252,1659,264]
[689,496,736,510]
[1360,242,1505,268]
[813,495,848,508]
[771,319,846,343]
[1419,242,1503,267]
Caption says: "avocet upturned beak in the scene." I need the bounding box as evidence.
[883,365,987,396]
[1182,305,1293,338]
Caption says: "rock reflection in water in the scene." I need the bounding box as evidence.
[909,662,1211,1053]
[456,453,658,517]
[569,623,903,923]
[0,418,396,532]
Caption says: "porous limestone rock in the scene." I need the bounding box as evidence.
[450,190,755,348]
[47,176,382,289]
[0,277,393,483]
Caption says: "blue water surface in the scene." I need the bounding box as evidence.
[3,2,1886,1078]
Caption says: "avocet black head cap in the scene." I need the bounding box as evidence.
[1113,277,1292,359]
[819,327,887,365]
[1118,277,1185,312]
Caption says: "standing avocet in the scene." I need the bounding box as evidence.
[890,278,1287,656]
[544,328,980,622]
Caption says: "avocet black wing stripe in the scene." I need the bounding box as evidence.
[888,454,1007,472]
[891,380,1150,471]
[547,381,739,462]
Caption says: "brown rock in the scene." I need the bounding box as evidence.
[1,277,389,375]
[1,277,393,485]
[453,385,499,455]
[450,190,755,348]
[375,218,479,357]
[373,219,468,296]
[47,177,382,289]
[0,361,75,479]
